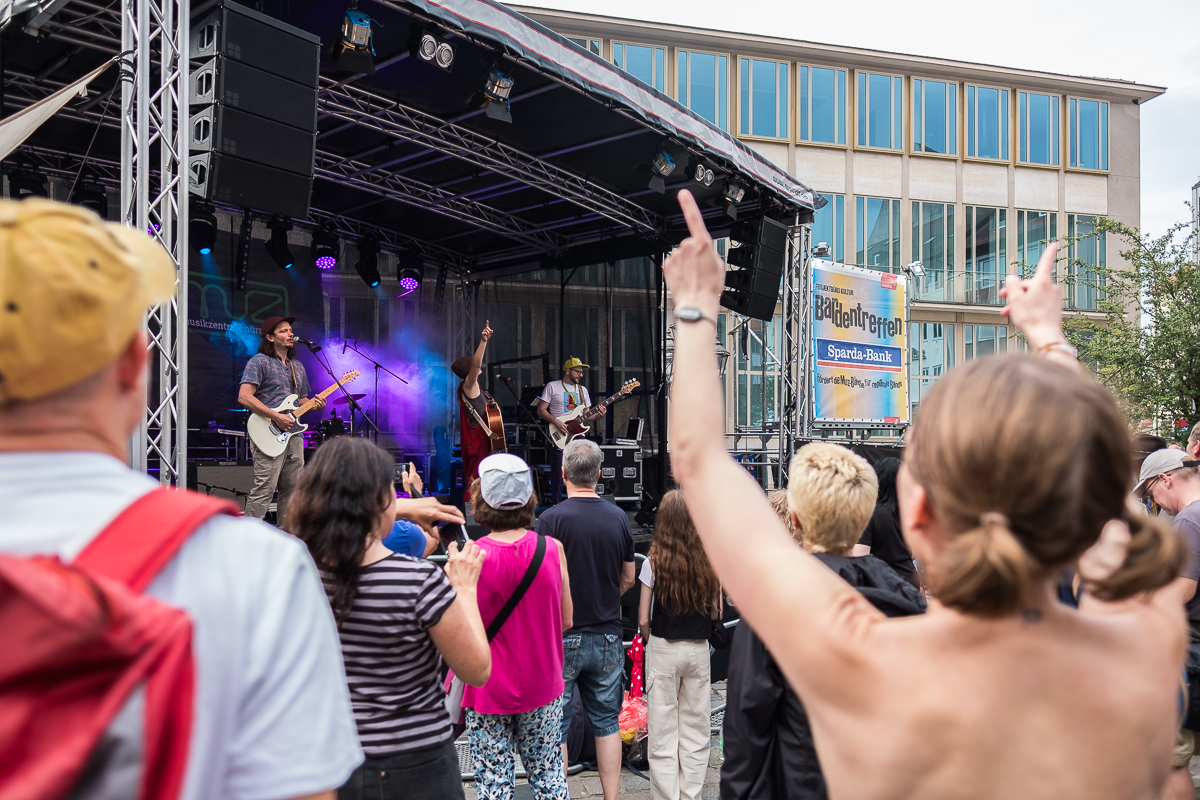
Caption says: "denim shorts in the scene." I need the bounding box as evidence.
[560,631,624,742]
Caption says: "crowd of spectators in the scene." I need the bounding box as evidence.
[6,193,1200,800]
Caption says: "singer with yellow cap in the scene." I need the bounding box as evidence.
[537,357,604,505]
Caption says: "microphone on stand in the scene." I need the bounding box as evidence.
[295,337,322,352]
[495,374,513,381]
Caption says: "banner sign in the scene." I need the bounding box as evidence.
[811,260,909,425]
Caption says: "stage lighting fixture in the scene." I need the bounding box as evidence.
[311,223,340,269]
[189,198,217,255]
[70,182,108,219]
[356,236,382,288]
[687,160,715,188]
[722,179,745,220]
[812,242,831,258]
[331,5,376,74]
[397,248,424,297]
[417,33,454,70]
[7,168,48,199]
[648,148,675,194]
[483,69,514,122]
[264,217,295,270]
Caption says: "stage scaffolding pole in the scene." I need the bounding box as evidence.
[779,218,812,486]
[122,0,190,483]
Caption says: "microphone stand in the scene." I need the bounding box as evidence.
[302,341,379,437]
[344,340,408,445]
[494,376,554,448]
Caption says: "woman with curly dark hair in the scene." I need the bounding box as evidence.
[637,490,720,800]
[287,437,492,800]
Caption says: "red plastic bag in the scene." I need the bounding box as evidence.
[619,635,648,742]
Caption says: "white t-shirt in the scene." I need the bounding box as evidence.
[639,557,654,588]
[537,380,591,418]
[0,451,363,800]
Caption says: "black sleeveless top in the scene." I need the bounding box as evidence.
[650,591,711,641]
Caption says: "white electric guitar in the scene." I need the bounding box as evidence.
[548,380,640,450]
[247,370,360,457]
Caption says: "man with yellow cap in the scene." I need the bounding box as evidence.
[0,199,362,799]
[537,356,604,504]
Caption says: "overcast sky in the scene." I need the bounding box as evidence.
[528,0,1200,242]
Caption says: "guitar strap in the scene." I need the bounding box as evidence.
[459,385,494,434]
[287,358,301,399]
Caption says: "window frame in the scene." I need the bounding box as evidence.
[855,69,904,152]
[611,40,667,92]
[910,77,958,158]
[676,48,730,131]
[737,56,790,141]
[1016,90,1061,168]
[1066,213,1106,309]
[910,200,956,302]
[1067,96,1110,172]
[565,36,602,57]
[854,195,902,270]
[964,82,1011,163]
[963,205,1008,306]
[1015,209,1059,275]
[812,192,846,262]
[797,62,848,148]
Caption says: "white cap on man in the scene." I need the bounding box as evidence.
[1135,448,1200,497]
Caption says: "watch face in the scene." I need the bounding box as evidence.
[677,307,701,322]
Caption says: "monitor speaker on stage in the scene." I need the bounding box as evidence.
[188,1,319,218]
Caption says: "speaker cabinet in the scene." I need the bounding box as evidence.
[189,461,256,511]
[189,152,313,220]
[190,1,319,87]
[190,56,318,132]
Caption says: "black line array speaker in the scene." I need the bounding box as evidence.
[187,1,319,218]
[720,216,789,321]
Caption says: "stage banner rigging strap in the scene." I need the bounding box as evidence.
[810,260,909,426]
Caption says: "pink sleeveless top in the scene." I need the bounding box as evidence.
[462,530,565,715]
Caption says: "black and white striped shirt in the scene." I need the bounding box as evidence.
[322,553,457,755]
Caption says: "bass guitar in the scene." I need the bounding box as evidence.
[247,370,360,457]
[548,380,640,450]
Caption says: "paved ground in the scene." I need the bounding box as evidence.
[463,684,727,800]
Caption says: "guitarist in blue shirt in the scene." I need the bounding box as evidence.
[238,315,325,522]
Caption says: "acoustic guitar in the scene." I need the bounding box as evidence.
[463,390,507,453]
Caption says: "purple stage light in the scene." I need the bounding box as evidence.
[315,255,338,269]
[397,275,420,297]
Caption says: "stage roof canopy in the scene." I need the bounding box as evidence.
[1,0,822,273]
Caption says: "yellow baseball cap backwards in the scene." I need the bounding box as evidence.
[0,198,176,402]
[562,357,589,371]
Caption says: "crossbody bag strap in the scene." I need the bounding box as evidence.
[486,533,547,641]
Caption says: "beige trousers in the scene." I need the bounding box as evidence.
[646,636,711,800]
[246,433,304,524]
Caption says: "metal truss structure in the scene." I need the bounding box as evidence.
[317,82,662,245]
[778,221,810,485]
[447,279,477,445]
[121,0,189,484]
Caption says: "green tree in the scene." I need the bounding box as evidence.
[1059,217,1199,440]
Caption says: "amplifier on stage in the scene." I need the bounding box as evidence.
[597,445,642,502]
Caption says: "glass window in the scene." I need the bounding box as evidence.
[739,58,789,139]
[677,50,728,130]
[1069,98,1109,170]
[566,37,601,56]
[964,206,1007,305]
[964,325,1008,360]
[909,322,955,418]
[812,193,844,262]
[912,79,957,155]
[1016,210,1058,275]
[911,201,955,301]
[1018,91,1060,166]
[798,65,847,145]
[735,316,781,426]
[1067,214,1105,309]
[856,71,903,150]
[612,42,666,92]
[966,84,1010,161]
[855,196,901,269]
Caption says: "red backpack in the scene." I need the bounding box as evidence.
[0,488,237,800]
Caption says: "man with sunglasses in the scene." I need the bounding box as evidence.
[1135,448,1200,800]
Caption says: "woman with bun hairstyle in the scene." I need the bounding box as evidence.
[663,189,1185,800]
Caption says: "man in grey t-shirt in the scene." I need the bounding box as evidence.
[0,199,362,800]
[1136,447,1200,800]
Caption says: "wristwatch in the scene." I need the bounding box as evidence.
[1036,340,1078,360]
[675,306,718,326]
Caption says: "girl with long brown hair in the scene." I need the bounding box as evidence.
[637,490,720,800]
[662,189,1184,800]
